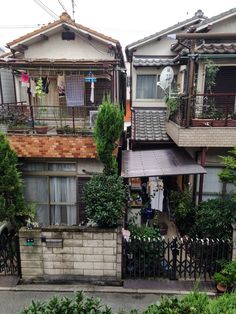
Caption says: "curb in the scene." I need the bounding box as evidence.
[0,284,217,296]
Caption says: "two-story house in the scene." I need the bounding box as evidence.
[0,12,125,227]
[124,8,236,215]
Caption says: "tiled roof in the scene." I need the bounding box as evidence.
[133,57,176,67]
[196,7,236,31]
[196,43,236,53]
[7,12,119,47]
[126,12,205,51]
[131,108,170,142]
[8,135,98,159]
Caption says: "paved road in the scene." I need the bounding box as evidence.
[0,291,161,314]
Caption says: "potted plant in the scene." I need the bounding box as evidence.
[7,123,31,134]
[226,114,236,127]
[212,110,226,127]
[214,260,236,292]
[34,121,48,134]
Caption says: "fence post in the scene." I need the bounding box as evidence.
[170,237,179,280]
[232,223,236,260]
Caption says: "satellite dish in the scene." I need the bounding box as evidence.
[159,66,174,90]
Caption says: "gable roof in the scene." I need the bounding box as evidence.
[7,12,119,49]
[196,7,236,32]
[126,10,206,52]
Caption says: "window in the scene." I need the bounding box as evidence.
[136,74,177,100]
[136,75,156,99]
[23,162,88,226]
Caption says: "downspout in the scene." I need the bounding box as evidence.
[198,147,207,203]
[0,71,3,104]
[186,40,196,128]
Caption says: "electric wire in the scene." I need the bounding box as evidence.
[0,25,43,29]
[33,0,59,20]
[57,0,68,14]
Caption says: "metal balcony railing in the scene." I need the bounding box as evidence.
[169,93,236,127]
[0,102,99,134]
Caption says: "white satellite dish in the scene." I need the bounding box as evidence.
[159,66,174,90]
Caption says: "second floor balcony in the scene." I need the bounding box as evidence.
[166,93,236,147]
[0,102,99,135]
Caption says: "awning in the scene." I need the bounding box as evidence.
[122,147,206,178]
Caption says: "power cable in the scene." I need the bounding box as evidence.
[0,25,43,29]
[33,0,59,20]
[57,0,68,13]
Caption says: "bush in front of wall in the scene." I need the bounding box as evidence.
[84,174,127,227]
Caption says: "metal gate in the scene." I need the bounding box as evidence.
[0,233,21,277]
[122,237,232,281]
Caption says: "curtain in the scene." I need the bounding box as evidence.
[136,75,156,99]
[50,177,76,225]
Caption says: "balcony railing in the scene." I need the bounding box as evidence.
[169,93,236,127]
[0,102,99,135]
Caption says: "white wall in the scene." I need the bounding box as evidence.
[133,37,176,56]
[24,32,115,60]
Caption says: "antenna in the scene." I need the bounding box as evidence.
[158,66,174,91]
[71,0,75,21]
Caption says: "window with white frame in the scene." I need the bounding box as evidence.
[136,74,177,100]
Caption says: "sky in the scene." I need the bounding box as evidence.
[0,0,236,51]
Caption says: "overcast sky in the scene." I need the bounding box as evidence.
[0,0,236,50]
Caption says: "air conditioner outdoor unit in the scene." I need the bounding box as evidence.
[89,110,98,128]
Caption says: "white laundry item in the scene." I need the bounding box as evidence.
[148,177,164,211]
[90,81,94,103]
[30,79,36,97]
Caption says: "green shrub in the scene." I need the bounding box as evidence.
[214,260,236,291]
[191,197,236,239]
[169,189,196,236]
[128,225,160,240]
[20,291,112,314]
[84,174,127,227]
[207,293,236,314]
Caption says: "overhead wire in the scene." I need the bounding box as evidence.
[33,0,59,20]
[0,25,43,29]
[57,0,68,14]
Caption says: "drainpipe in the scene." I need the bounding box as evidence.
[198,147,207,203]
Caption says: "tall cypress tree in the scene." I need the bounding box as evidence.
[93,95,124,175]
[0,133,31,228]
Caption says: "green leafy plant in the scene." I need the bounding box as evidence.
[165,95,181,116]
[219,147,236,192]
[20,291,112,314]
[128,224,160,240]
[214,260,236,291]
[84,174,127,227]
[0,134,35,228]
[191,197,236,239]
[205,59,219,93]
[207,292,236,314]
[35,77,45,98]
[169,189,196,236]
[94,95,124,175]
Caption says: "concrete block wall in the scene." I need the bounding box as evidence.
[19,226,122,283]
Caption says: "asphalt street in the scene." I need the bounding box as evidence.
[0,291,161,314]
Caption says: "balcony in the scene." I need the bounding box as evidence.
[0,102,99,136]
[166,93,236,147]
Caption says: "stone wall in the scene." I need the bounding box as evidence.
[19,226,122,284]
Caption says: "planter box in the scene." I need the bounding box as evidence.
[191,119,213,127]
[212,120,226,127]
[35,125,48,134]
[226,120,236,127]
[7,128,31,134]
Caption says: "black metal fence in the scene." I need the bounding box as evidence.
[0,233,21,277]
[122,236,232,281]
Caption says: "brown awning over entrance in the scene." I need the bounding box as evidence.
[122,147,206,178]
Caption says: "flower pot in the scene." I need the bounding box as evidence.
[191,119,213,127]
[216,283,227,293]
[212,120,226,127]
[35,125,48,134]
[227,120,236,127]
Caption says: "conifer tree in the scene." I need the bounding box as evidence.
[0,133,32,228]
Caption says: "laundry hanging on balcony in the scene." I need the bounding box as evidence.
[57,74,65,97]
[21,72,29,87]
[65,75,84,107]
[85,72,96,104]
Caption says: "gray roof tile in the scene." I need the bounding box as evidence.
[133,57,175,67]
[131,108,170,142]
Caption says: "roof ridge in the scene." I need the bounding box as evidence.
[197,7,236,28]
[126,13,206,50]
[7,11,119,47]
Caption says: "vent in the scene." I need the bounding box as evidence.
[89,110,98,128]
[61,31,75,40]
